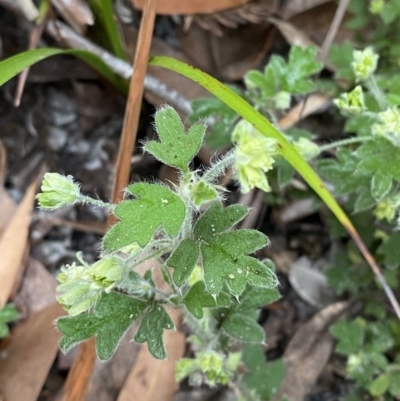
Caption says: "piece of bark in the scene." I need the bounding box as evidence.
[0,302,66,401]
[13,258,57,318]
[0,177,37,308]
[117,309,185,401]
[271,301,350,401]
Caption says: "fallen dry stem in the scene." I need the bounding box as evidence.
[45,20,192,114]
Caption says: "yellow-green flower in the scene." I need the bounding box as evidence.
[374,194,400,222]
[37,173,81,209]
[372,107,400,145]
[369,0,385,14]
[88,257,124,292]
[232,120,277,193]
[352,47,379,82]
[334,86,365,116]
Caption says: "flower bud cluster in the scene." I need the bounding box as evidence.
[352,47,379,82]
[57,256,124,316]
[372,107,400,146]
[334,86,365,117]
[176,350,241,387]
[374,194,400,222]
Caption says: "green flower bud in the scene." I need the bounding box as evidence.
[372,107,400,145]
[56,261,102,315]
[175,358,198,382]
[334,86,365,116]
[188,181,218,206]
[197,351,229,386]
[274,91,291,110]
[293,137,320,160]
[88,257,124,291]
[374,194,400,221]
[37,173,81,209]
[232,120,277,193]
[57,280,101,316]
[369,0,385,14]
[352,47,379,82]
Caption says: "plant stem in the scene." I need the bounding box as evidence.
[318,136,372,152]
[80,195,114,211]
[203,150,236,183]
[131,246,173,269]
[366,75,387,111]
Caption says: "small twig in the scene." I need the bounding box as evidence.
[319,0,351,63]
[45,20,192,115]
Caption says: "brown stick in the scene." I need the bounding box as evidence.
[112,0,158,203]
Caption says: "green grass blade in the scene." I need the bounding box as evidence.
[87,0,127,60]
[0,48,128,93]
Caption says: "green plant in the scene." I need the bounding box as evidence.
[35,106,283,399]
[0,304,19,338]
[2,2,400,397]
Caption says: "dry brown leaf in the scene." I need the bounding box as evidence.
[117,309,185,401]
[13,258,57,318]
[131,0,250,15]
[278,94,331,131]
[0,177,38,308]
[83,327,141,401]
[289,1,354,47]
[271,301,350,401]
[0,302,65,401]
[269,17,318,49]
[0,187,16,237]
[178,21,274,81]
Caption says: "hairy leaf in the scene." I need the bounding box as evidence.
[145,106,205,172]
[357,137,400,181]
[318,148,371,196]
[183,281,230,318]
[242,344,285,399]
[330,318,365,355]
[371,170,392,201]
[195,206,273,295]
[235,285,281,311]
[222,312,264,342]
[104,183,186,251]
[167,239,200,285]
[134,304,174,359]
[378,231,400,268]
[58,292,146,361]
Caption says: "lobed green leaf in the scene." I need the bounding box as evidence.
[183,281,230,319]
[134,304,174,359]
[144,106,206,173]
[58,292,146,361]
[103,183,186,251]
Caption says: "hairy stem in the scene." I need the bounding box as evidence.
[203,150,236,183]
[319,136,372,152]
[80,195,114,211]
